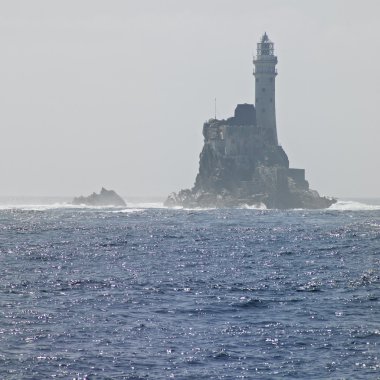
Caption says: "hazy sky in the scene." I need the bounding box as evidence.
[0,0,379,198]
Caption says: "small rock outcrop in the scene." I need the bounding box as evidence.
[165,104,336,210]
[72,187,126,207]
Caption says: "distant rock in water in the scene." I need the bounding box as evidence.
[165,33,336,210]
[72,187,126,207]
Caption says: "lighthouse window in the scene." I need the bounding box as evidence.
[262,108,265,113]
[270,98,273,102]
[256,78,259,82]
[262,87,266,92]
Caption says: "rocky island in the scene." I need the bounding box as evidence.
[72,187,126,207]
[165,33,335,209]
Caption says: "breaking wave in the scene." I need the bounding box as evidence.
[0,199,379,212]
[239,202,267,210]
[0,203,128,211]
[127,202,164,209]
[111,208,145,214]
[329,200,380,211]
[0,197,165,211]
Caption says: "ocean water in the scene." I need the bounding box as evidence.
[0,199,379,379]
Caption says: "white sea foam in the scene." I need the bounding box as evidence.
[0,196,165,211]
[239,203,267,210]
[0,199,378,212]
[0,203,127,211]
[127,202,164,209]
[328,200,380,211]
[111,208,144,214]
[0,203,74,211]
[183,207,216,211]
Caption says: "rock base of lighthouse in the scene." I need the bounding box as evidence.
[165,104,335,210]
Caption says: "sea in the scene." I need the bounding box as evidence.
[0,197,379,379]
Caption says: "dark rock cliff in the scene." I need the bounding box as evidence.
[165,104,335,209]
[72,187,126,207]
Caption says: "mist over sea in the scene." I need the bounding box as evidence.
[0,197,379,379]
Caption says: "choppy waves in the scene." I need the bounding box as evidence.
[0,206,379,379]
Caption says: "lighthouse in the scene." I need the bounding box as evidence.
[253,32,278,145]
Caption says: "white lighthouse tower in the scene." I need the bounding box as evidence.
[253,32,278,145]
